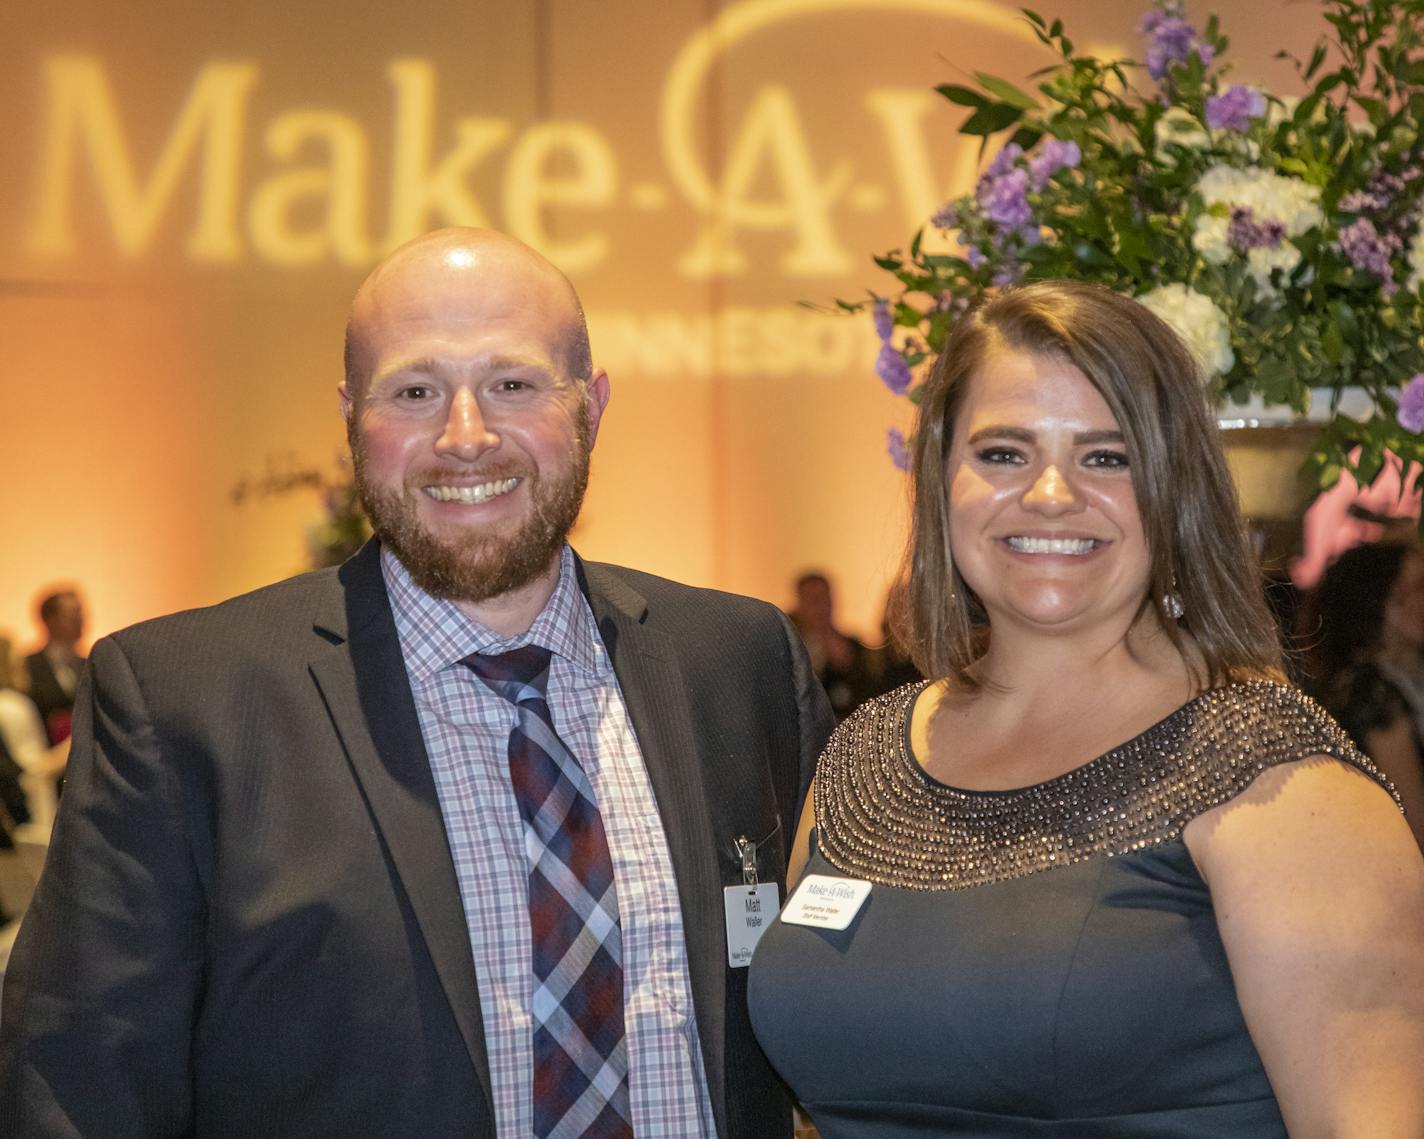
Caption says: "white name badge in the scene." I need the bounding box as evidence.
[723,883,780,967]
[779,874,873,931]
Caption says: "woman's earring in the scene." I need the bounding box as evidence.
[1163,575,1185,620]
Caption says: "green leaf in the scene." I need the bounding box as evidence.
[1305,41,1328,79]
[1010,126,1045,151]
[1022,8,1046,29]
[1322,321,1346,363]
[960,103,1024,136]
[974,72,1040,109]
[936,84,989,108]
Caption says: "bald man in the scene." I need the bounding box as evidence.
[0,230,834,1139]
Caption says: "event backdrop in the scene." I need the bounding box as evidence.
[1,0,1329,646]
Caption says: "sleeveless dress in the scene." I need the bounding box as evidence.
[748,681,1400,1138]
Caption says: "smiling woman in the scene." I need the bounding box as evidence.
[747,280,1424,1138]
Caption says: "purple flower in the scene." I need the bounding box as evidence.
[1399,375,1424,433]
[979,167,1032,229]
[872,299,893,342]
[963,243,987,269]
[992,259,1026,288]
[1228,206,1286,250]
[1140,2,1211,81]
[931,201,961,230]
[1143,16,1197,80]
[1343,171,1413,225]
[887,427,912,471]
[1028,139,1082,188]
[984,143,1024,180]
[1205,85,1265,131]
[876,343,913,395]
[1339,217,1402,292]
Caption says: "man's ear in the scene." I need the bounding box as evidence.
[338,382,354,422]
[585,369,611,448]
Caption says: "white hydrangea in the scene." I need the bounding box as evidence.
[1154,107,1210,159]
[1407,218,1424,294]
[1192,214,1232,265]
[1246,241,1302,299]
[1136,283,1235,378]
[1194,164,1324,236]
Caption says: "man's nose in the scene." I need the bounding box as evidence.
[1022,463,1082,514]
[435,388,499,459]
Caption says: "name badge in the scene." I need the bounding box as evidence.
[779,874,872,931]
[724,884,780,967]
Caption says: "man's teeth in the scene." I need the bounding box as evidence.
[1006,536,1098,555]
[424,478,520,504]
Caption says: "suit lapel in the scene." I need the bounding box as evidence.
[307,543,492,1110]
[578,560,731,1133]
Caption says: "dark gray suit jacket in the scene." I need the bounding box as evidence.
[0,542,834,1137]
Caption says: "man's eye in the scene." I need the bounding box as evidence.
[396,385,432,400]
[496,378,531,392]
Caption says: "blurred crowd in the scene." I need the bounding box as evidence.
[0,589,80,926]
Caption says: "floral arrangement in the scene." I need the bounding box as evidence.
[230,454,371,568]
[866,0,1424,498]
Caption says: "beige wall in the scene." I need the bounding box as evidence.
[0,0,1325,647]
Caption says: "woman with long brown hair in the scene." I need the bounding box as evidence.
[749,281,1424,1136]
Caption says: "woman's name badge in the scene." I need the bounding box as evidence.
[724,884,780,967]
[779,874,872,930]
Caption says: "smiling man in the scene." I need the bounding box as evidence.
[0,229,834,1139]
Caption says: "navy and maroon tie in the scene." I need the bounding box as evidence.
[464,645,633,1139]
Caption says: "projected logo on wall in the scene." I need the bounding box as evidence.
[26,0,1030,275]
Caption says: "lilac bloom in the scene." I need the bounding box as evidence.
[963,243,987,269]
[1340,217,1402,292]
[1144,16,1198,80]
[872,299,893,342]
[984,143,1024,180]
[1228,206,1286,250]
[1339,190,1377,213]
[992,260,1026,288]
[1205,85,1265,131]
[1399,375,1424,433]
[979,167,1033,229]
[887,427,912,472]
[931,201,961,230]
[1028,139,1082,188]
[876,343,913,395]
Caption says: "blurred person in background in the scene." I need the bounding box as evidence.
[788,571,875,719]
[1305,541,1424,853]
[0,634,67,839]
[24,589,86,745]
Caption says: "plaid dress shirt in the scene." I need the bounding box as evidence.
[384,546,717,1138]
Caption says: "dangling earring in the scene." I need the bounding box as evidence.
[1163,574,1185,620]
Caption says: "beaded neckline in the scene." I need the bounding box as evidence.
[815,679,1396,892]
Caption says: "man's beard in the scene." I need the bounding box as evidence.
[348,412,591,605]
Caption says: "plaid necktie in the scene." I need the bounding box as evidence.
[464,646,634,1139]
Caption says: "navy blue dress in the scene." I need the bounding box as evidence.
[748,681,1399,1137]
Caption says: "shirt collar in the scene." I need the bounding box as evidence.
[382,544,602,683]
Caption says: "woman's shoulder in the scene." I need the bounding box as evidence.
[815,681,927,773]
[1173,679,1400,811]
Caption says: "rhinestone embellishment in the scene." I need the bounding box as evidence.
[815,680,1399,892]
